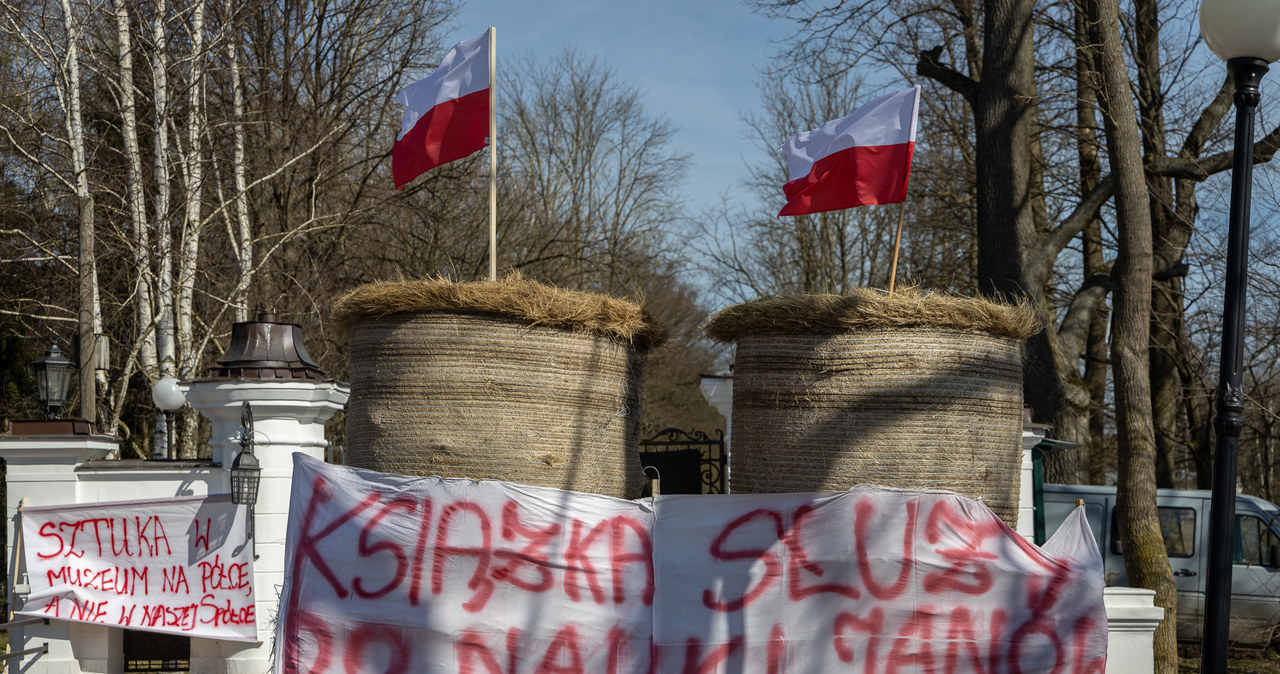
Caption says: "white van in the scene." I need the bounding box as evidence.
[1042,483,1280,648]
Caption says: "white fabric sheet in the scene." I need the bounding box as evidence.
[276,454,1107,673]
[20,494,257,641]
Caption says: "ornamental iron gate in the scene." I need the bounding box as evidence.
[638,428,726,494]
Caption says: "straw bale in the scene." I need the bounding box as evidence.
[342,284,653,498]
[715,291,1032,524]
[333,275,667,351]
[704,287,1040,343]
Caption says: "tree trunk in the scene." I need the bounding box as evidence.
[1134,0,1184,490]
[1088,0,1178,669]
[58,0,98,424]
[226,0,253,322]
[973,0,1036,302]
[1151,282,1185,488]
[153,0,175,380]
[1085,282,1111,484]
[969,0,1096,485]
[1073,2,1111,485]
[176,0,207,458]
[151,0,177,458]
[107,0,154,436]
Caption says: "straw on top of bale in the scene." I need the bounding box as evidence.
[332,275,669,351]
[704,286,1041,342]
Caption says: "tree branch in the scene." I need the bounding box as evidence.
[1045,174,1116,258]
[1149,123,1280,181]
[916,46,976,103]
[1057,271,1112,363]
[1182,75,1232,158]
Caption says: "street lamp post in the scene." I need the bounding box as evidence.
[1198,2,1280,670]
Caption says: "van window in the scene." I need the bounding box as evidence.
[1233,515,1280,566]
[1110,506,1196,558]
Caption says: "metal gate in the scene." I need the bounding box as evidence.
[638,428,726,494]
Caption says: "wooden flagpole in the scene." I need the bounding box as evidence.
[887,201,906,294]
[487,26,498,282]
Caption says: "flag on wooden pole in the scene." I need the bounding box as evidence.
[486,27,497,281]
[777,85,921,217]
[393,31,491,188]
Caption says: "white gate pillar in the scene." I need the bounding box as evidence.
[0,420,119,673]
[183,313,348,674]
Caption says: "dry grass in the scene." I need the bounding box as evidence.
[704,287,1041,342]
[1177,642,1279,672]
[331,275,668,351]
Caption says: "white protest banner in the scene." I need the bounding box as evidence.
[276,454,1107,673]
[277,454,654,673]
[20,494,257,641]
[652,490,1107,672]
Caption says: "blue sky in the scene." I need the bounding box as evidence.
[450,0,784,214]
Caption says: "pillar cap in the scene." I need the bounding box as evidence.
[3,419,107,437]
[201,312,325,381]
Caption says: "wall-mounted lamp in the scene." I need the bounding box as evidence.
[231,401,262,558]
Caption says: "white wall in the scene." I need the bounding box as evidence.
[0,379,347,674]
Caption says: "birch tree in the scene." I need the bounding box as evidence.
[152,0,177,390]
[0,0,103,422]
[222,0,252,323]
[0,0,458,456]
[101,0,157,435]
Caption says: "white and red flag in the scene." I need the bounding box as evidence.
[778,85,921,217]
[393,31,491,188]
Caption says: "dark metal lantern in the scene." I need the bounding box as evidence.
[32,341,73,419]
[230,450,261,506]
[231,401,261,506]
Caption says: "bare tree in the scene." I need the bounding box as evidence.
[105,0,158,437]
[0,0,105,422]
[704,59,976,301]
[1085,0,1178,666]
[0,0,459,456]
[497,51,689,295]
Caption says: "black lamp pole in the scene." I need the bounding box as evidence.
[1201,56,1268,674]
[164,411,175,459]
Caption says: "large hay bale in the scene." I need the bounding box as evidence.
[334,276,667,498]
[705,288,1040,523]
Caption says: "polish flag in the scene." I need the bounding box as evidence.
[393,31,490,188]
[778,85,921,217]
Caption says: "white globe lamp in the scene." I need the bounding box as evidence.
[151,376,186,459]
